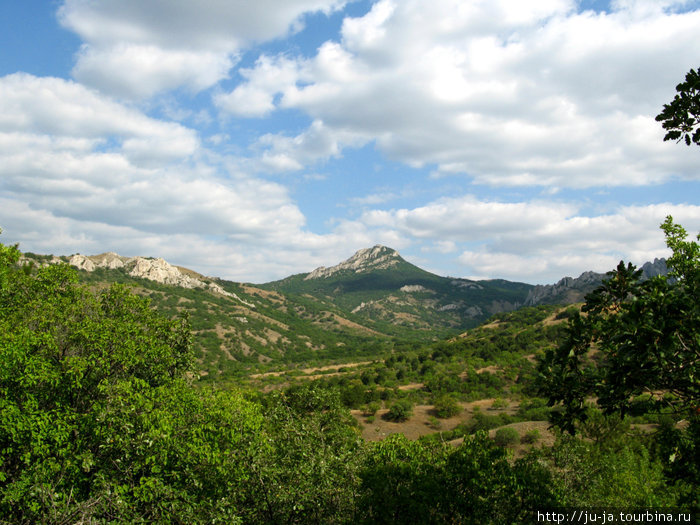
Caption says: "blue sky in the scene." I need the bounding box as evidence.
[0,0,699,284]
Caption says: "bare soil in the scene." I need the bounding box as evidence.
[351,397,558,457]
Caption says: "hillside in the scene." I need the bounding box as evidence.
[20,251,398,378]
[21,246,539,379]
[261,245,533,336]
[18,247,667,383]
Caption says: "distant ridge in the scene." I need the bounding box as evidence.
[21,251,255,307]
[524,258,668,306]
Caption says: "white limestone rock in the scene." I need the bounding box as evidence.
[305,245,401,280]
[69,254,95,272]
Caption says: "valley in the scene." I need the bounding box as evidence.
[20,244,618,383]
[5,231,696,522]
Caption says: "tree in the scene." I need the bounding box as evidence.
[384,399,413,422]
[432,394,461,418]
[357,432,556,524]
[0,237,264,523]
[243,383,362,524]
[655,66,700,146]
[538,217,699,433]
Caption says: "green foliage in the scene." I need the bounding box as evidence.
[538,217,700,433]
[364,401,381,416]
[521,429,541,444]
[491,397,509,409]
[432,394,461,418]
[538,432,683,508]
[357,432,557,524]
[656,66,700,146]
[242,384,362,524]
[4,231,696,520]
[494,427,520,447]
[385,399,413,422]
[518,398,553,421]
[0,243,268,523]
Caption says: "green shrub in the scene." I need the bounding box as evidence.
[428,416,442,430]
[433,394,462,418]
[364,401,381,416]
[522,429,541,444]
[491,397,509,409]
[494,427,520,447]
[385,399,413,422]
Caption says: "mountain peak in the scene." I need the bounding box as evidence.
[304,245,403,280]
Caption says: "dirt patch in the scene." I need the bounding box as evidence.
[329,313,383,336]
[245,330,268,346]
[251,360,375,380]
[263,328,284,343]
[353,398,520,442]
[301,361,373,374]
[397,382,424,391]
[242,285,285,303]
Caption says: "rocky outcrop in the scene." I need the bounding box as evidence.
[128,257,202,288]
[64,252,255,307]
[525,258,669,306]
[400,284,433,293]
[524,271,604,306]
[69,254,96,272]
[641,258,668,279]
[90,252,127,269]
[305,245,401,280]
[450,279,483,290]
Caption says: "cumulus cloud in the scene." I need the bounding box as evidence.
[58,0,348,99]
[348,193,700,282]
[0,73,324,279]
[0,73,198,164]
[256,120,368,172]
[4,1,700,286]
[0,73,423,282]
[221,0,700,187]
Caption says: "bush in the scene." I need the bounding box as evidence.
[494,427,520,447]
[428,416,442,430]
[522,429,541,444]
[491,397,510,410]
[433,394,462,418]
[364,401,381,416]
[385,399,413,422]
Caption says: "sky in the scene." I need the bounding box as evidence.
[1,0,699,285]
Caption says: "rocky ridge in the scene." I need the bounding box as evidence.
[65,252,255,308]
[524,258,668,306]
[304,245,402,280]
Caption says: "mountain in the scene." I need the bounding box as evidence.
[524,258,668,306]
[260,245,533,337]
[18,246,668,381]
[21,250,400,376]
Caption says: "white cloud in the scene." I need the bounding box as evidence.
[222,0,700,186]
[348,194,700,282]
[72,44,235,100]
[255,119,368,172]
[0,73,326,280]
[215,55,303,117]
[0,73,198,165]
[58,0,348,99]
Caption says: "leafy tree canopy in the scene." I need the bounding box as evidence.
[538,216,699,433]
[656,66,700,146]
[0,235,265,523]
